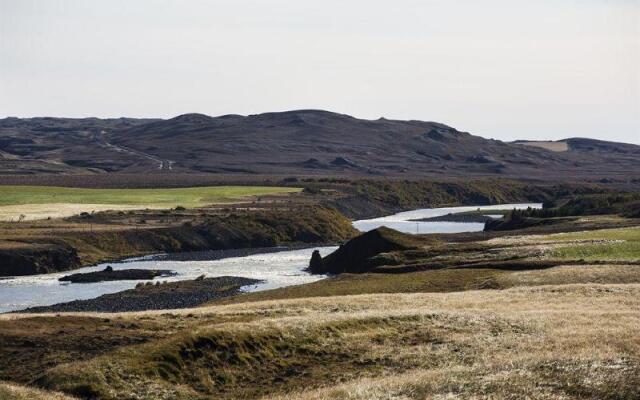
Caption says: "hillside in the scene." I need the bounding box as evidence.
[1,110,639,180]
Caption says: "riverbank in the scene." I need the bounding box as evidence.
[20,276,261,313]
[0,245,336,313]
[0,206,356,277]
[148,244,330,262]
[409,210,510,223]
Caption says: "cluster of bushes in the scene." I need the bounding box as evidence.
[485,193,639,231]
[484,207,546,231]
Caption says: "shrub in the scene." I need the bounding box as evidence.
[303,186,322,195]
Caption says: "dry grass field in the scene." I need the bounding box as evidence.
[0,382,76,400]
[0,203,168,221]
[3,283,638,400]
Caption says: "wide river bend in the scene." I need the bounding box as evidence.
[0,203,540,312]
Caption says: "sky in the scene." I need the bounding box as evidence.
[1,0,639,144]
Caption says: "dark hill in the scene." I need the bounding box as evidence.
[1,110,638,180]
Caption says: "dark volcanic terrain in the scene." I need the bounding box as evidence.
[1,110,639,180]
[21,276,262,313]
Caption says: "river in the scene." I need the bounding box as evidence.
[0,203,540,312]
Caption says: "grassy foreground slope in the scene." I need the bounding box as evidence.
[26,285,640,399]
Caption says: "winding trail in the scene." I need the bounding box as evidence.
[95,131,174,170]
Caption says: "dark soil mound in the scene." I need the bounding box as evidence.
[309,227,420,274]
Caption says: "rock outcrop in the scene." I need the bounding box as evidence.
[308,227,419,274]
[0,244,80,276]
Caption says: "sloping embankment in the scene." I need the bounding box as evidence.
[0,243,81,276]
[325,180,607,219]
[0,206,357,277]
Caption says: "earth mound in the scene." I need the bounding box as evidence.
[309,227,420,274]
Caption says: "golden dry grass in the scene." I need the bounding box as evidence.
[0,382,76,400]
[14,283,637,399]
[257,285,640,399]
[496,264,640,287]
[0,203,166,221]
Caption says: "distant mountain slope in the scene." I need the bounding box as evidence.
[1,110,638,180]
[0,117,160,174]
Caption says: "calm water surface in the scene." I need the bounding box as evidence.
[353,203,540,234]
[0,203,540,312]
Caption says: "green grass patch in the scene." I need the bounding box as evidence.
[542,227,640,242]
[551,241,640,261]
[0,186,300,207]
[542,227,640,261]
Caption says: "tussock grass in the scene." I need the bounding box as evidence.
[265,359,640,400]
[495,264,640,287]
[0,382,76,400]
[35,284,640,399]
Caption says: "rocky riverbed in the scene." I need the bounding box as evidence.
[19,276,261,313]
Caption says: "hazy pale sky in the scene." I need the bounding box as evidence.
[1,0,639,143]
